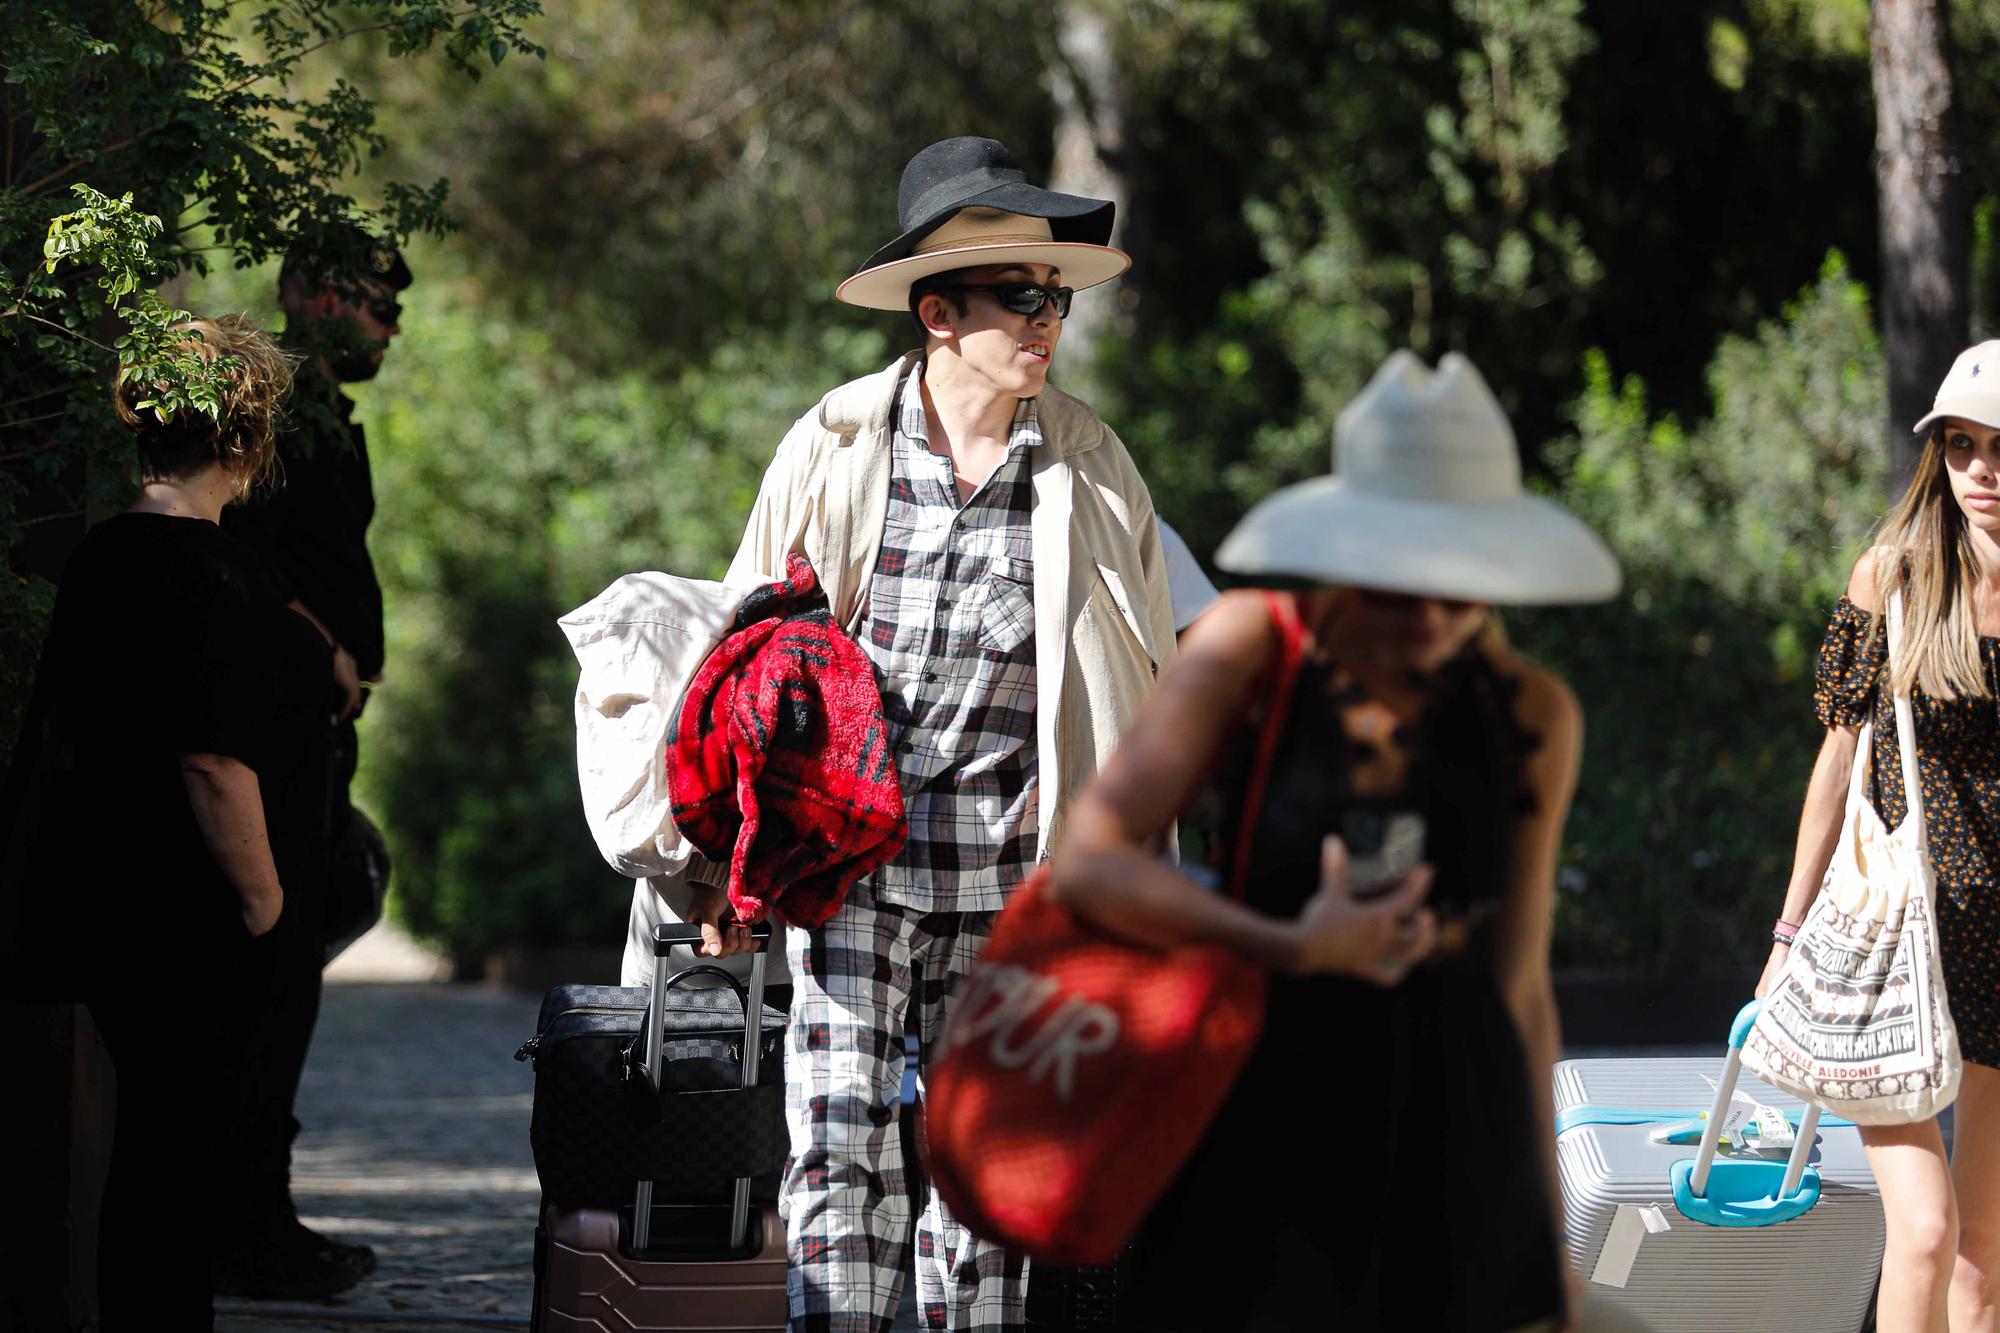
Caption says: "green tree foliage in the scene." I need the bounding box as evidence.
[339,0,1061,370]
[168,0,2000,968]
[1516,254,1888,972]
[0,0,543,761]
[1095,0,1898,558]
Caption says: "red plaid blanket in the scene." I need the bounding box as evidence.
[665,554,906,928]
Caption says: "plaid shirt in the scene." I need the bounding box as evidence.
[859,368,1040,913]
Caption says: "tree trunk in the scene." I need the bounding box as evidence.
[1872,0,1968,495]
[1046,2,1127,385]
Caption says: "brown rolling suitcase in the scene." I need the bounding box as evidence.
[531,922,787,1332]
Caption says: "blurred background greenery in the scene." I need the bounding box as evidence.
[12,0,2000,974]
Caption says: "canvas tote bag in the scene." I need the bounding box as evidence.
[1743,592,1961,1124]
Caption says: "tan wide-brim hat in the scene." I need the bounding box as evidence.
[836,208,1131,311]
[1216,352,1622,606]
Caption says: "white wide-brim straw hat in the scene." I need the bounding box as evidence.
[836,207,1130,311]
[1913,340,2000,434]
[1216,351,1621,606]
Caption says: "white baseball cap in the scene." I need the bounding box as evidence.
[1913,340,2000,434]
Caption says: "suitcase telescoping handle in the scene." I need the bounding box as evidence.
[631,919,774,1254]
[1679,998,1820,1221]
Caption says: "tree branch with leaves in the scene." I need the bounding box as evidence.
[0,0,544,762]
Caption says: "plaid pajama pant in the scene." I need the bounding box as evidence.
[782,881,1027,1332]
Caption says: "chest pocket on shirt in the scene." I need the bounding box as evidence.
[977,561,1035,657]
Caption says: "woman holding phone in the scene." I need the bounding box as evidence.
[1045,351,1619,1331]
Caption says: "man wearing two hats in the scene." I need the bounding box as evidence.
[683,137,1175,1329]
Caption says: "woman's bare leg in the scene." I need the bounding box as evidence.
[1949,1063,2000,1332]
[1865,1117,1957,1333]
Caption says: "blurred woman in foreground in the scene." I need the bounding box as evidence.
[12,316,331,1326]
[1047,351,1619,1331]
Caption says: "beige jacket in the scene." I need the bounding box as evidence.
[722,352,1177,861]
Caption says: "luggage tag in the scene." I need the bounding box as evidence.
[1745,1102,1796,1152]
[1649,1090,1798,1152]
[1650,1079,1760,1149]
[1589,1204,1671,1288]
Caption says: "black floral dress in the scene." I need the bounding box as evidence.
[1815,595,2000,1068]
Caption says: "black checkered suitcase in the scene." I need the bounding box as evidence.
[520,923,789,1331]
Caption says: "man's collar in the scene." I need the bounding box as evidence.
[814,353,1101,460]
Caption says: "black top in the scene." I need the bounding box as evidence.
[4,513,332,986]
[223,364,384,678]
[1133,646,1562,1332]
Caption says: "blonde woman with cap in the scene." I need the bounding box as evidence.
[1758,341,2000,1333]
[1046,351,1619,1331]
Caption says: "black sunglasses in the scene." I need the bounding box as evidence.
[364,294,402,326]
[943,282,1074,320]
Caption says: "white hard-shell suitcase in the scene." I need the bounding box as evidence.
[1554,1000,1885,1332]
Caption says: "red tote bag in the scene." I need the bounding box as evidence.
[924,590,1305,1265]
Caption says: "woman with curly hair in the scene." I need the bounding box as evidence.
[11,316,335,1326]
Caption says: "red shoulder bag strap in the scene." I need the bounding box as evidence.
[1224,591,1306,904]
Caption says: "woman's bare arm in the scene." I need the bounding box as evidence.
[1045,590,1437,980]
[1487,659,1582,1242]
[180,753,283,936]
[1757,724,1860,999]
[1771,729,1861,924]
[1759,549,1878,994]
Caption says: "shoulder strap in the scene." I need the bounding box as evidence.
[1224,591,1307,903]
[1886,592,1928,845]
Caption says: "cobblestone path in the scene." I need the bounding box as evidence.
[212,968,924,1331]
[216,981,541,1331]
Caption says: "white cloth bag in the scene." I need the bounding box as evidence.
[559,573,792,988]
[558,572,746,878]
[1743,593,1961,1124]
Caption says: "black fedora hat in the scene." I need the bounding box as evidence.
[835,136,1130,310]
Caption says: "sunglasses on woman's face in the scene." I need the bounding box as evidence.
[946,282,1074,320]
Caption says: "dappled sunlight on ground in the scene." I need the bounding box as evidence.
[216,981,541,1330]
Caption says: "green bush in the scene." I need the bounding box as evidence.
[1515,253,1888,973]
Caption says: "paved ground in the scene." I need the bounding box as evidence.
[217,921,538,1331]
[215,978,541,1331]
[214,921,924,1332]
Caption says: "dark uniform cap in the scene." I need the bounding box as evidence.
[281,220,412,293]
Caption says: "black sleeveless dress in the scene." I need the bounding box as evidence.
[1130,647,1564,1332]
